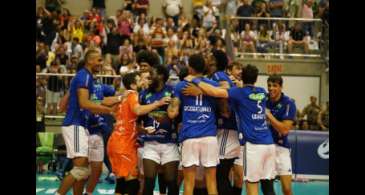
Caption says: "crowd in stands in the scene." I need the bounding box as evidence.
[36,0,329,131]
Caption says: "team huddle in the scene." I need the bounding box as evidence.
[55,48,297,195]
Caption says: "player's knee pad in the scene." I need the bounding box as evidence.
[70,166,90,181]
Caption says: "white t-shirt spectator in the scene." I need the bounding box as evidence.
[119,64,139,75]
[133,23,150,34]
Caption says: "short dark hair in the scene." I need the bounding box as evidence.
[122,72,138,90]
[188,54,206,74]
[154,65,169,83]
[242,64,259,84]
[267,74,283,86]
[212,49,228,71]
[227,61,242,70]
[179,67,189,81]
[136,50,160,68]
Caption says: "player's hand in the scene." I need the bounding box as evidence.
[156,96,171,107]
[265,109,272,117]
[184,75,196,82]
[182,83,203,96]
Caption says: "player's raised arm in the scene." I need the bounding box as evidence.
[184,75,229,98]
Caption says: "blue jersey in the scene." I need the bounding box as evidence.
[266,93,296,148]
[174,78,219,143]
[228,86,274,144]
[139,85,177,143]
[85,79,116,135]
[63,68,94,127]
[212,71,238,131]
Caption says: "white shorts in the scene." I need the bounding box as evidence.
[46,89,60,104]
[62,125,89,159]
[234,145,245,166]
[137,147,144,175]
[88,134,104,162]
[143,141,180,165]
[244,142,276,182]
[217,129,240,159]
[275,145,292,176]
[181,136,219,168]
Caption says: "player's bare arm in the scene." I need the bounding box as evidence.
[78,88,113,114]
[167,97,180,119]
[265,109,294,136]
[133,96,171,116]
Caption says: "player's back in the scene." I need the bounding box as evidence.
[63,68,93,127]
[229,85,274,145]
[174,78,219,142]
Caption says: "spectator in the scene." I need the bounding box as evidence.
[132,29,148,53]
[70,37,83,59]
[101,54,117,85]
[42,59,65,115]
[180,31,195,50]
[288,22,309,54]
[119,38,134,61]
[69,19,84,44]
[301,0,314,36]
[272,22,289,59]
[256,24,272,55]
[92,0,106,18]
[134,0,150,16]
[202,0,220,29]
[59,8,71,31]
[166,55,184,86]
[163,0,183,25]
[105,26,123,67]
[119,55,139,76]
[213,38,226,52]
[236,0,255,33]
[269,0,285,17]
[36,96,46,133]
[165,17,178,31]
[256,2,270,29]
[66,55,79,74]
[118,53,134,74]
[165,27,179,44]
[299,119,309,130]
[117,11,133,41]
[317,101,329,131]
[318,0,329,24]
[165,40,179,64]
[302,96,321,130]
[36,44,49,70]
[56,46,69,66]
[133,17,150,35]
[124,0,134,12]
[240,23,257,56]
[42,8,58,47]
[150,18,167,60]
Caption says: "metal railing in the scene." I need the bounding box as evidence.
[225,16,326,60]
[36,73,121,119]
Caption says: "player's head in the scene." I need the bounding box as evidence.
[179,66,189,81]
[227,61,242,80]
[188,53,206,75]
[212,49,228,72]
[137,49,161,72]
[267,74,283,100]
[122,72,140,90]
[241,64,258,85]
[149,65,169,92]
[84,49,103,73]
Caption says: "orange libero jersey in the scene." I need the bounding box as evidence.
[107,90,140,178]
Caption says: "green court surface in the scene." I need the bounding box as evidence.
[36,173,329,195]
